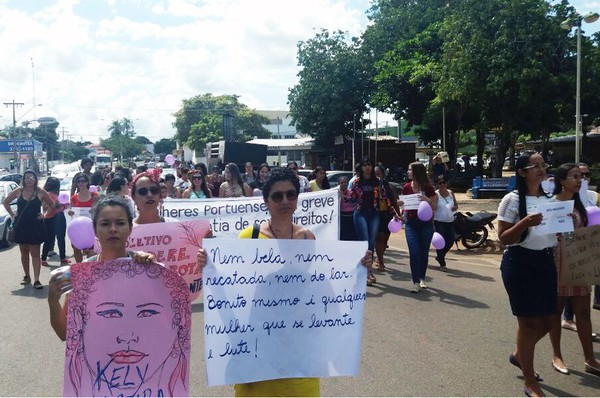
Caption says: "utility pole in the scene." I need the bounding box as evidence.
[59,127,69,162]
[3,100,24,170]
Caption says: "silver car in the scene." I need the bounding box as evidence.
[0,181,19,248]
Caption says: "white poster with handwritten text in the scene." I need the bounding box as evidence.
[160,189,339,239]
[202,239,368,386]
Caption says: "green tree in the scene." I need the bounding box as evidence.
[101,118,143,161]
[154,138,177,155]
[288,29,371,151]
[172,94,271,152]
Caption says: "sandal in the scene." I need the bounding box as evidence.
[33,281,43,289]
[41,260,49,267]
[60,258,71,265]
[368,272,377,284]
[21,275,31,285]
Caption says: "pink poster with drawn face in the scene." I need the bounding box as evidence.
[64,259,191,397]
[127,220,211,301]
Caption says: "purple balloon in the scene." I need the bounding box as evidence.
[165,154,175,165]
[417,201,433,222]
[67,217,95,250]
[388,218,403,233]
[431,232,445,250]
[58,192,70,205]
[587,206,600,226]
[89,185,98,193]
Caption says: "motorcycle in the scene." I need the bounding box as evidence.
[453,211,497,249]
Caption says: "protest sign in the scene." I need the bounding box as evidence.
[64,259,191,397]
[398,193,421,210]
[202,238,367,387]
[531,200,574,235]
[160,189,339,239]
[559,224,600,286]
[128,220,210,301]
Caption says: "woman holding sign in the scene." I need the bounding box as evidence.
[497,152,556,397]
[235,167,372,397]
[400,161,436,293]
[548,163,600,377]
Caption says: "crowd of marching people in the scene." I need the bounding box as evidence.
[5,152,600,396]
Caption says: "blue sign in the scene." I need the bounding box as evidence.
[0,139,41,153]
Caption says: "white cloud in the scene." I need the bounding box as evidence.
[0,0,385,143]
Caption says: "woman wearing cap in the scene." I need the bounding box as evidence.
[3,170,54,289]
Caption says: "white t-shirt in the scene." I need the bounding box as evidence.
[434,190,455,223]
[497,191,557,250]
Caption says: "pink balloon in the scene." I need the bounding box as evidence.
[58,192,70,205]
[93,238,102,254]
[89,185,98,193]
[165,154,175,165]
[587,206,600,226]
[67,217,95,250]
[417,201,433,222]
[431,232,445,249]
[388,218,403,233]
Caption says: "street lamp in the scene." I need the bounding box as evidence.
[561,11,599,163]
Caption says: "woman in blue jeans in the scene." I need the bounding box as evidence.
[351,157,391,286]
[401,161,437,293]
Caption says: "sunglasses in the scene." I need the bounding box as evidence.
[269,190,298,203]
[136,186,161,196]
[192,175,203,180]
[77,179,87,183]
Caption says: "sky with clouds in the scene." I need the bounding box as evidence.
[1,0,599,144]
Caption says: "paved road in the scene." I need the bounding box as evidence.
[1,197,599,396]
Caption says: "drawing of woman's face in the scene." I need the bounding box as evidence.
[83,274,177,394]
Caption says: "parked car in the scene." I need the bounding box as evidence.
[51,163,81,181]
[326,171,354,188]
[0,173,22,184]
[0,181,19,248]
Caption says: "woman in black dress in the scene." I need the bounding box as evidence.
[2,170,54,289]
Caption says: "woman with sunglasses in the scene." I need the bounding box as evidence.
[547,163,600,378]
[287,161,311,193]
[69,173,100,263]
[235,167,372,396]
[131,169,178,225]
[219,163,252,198]
[433,175,457,271]
[3,170,54,289]
[182,170,212,199]
[497,152,556,397]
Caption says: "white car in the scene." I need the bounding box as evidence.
[0,181,19,247]
[51,163,81,181]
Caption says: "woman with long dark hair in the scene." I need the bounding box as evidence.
[182,170,212,199]
[41,177,69,267]
[497,152,556,397]
[69,173,99,263]
[351,157,391,286]
[219,163,251,197]
[401,161,436,293]
[249,163,271,195]
[309,166,330,191]
[3,170,54,288]
[548,163,600,377]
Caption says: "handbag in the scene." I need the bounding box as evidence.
[8,189,37,243]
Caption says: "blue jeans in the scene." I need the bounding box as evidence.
[353,207,380,253]
[434,220,455,266]
[405,218,434,283]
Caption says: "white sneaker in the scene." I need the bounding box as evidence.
[419,279,428,289]
[411,283,420,293]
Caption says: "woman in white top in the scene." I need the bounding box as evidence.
[433,174,457,271]
[497,152,557,398]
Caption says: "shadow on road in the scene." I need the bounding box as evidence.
[439,265,496,282]
[11,286,47,299]
[452,239,505,256]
